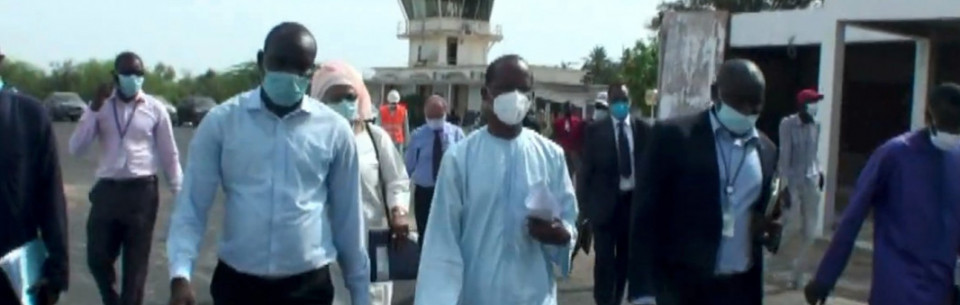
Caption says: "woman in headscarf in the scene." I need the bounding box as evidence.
[310,60,412,305]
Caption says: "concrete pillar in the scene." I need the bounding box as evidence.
[380,83,387,106]
[911,38,937,130]
[815,22,846,238]
[447,83,454,109]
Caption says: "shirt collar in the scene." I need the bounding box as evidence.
[709,109,759,141]
[612,114,632,127]
[242,87,319,115]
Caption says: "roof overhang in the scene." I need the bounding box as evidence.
[849,19,960,40]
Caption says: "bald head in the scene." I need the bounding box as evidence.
[715,59,766,115]
[424,95,447,120]
[257,22,318,77]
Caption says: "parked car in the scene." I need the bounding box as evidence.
[176,96,217,127]
[43,92,86,122]
[155,96,180,126]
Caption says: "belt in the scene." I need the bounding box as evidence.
[99,175,157,185]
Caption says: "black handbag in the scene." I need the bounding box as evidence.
[364,122,421,282]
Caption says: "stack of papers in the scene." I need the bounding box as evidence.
[526,182,561,221]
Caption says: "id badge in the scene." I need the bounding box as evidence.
[115,149,128,170]
[722,212,735,238]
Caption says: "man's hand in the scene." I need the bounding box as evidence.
[389,207,411,250]
[89,83,113,112]
[803,280,829,305]
[27,278,61,305]
[168,278,196,305]
[527,217,571,245]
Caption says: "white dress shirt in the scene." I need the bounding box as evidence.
[612,115,636,191]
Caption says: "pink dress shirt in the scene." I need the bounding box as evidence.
[68,91,182,193]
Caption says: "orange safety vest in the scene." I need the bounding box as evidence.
[379,104,407,144]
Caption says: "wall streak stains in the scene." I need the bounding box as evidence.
[657,11,730,119]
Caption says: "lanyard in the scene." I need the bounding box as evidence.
[112,98,139,141]
[715,131,751,210]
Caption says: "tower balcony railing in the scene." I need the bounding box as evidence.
[397,19,503,40]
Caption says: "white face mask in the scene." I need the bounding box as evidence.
[426,117,446,130]
[593,110,608,120]
[805,103,819,117]
[492,91,531,126]
[931,129,960,151]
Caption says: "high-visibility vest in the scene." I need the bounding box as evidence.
[379,104,407,144]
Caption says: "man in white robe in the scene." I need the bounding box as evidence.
[413,54,578,305]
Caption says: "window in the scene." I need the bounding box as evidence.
[447,37,459,65]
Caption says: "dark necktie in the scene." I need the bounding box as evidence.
[617,120,631,178]
[432,130,443,180]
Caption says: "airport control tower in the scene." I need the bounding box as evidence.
[397,0,503,67]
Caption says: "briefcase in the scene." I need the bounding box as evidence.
[367,230,420,282]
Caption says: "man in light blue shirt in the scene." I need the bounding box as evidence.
[404,95,465,246]
[166,22,369,305]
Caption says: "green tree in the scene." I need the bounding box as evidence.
[1,59,49,97]
[580,46,620,85]
[620,38,660,116]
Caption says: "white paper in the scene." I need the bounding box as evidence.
[526,182,561,221]
[722,213,735,238]
[0,239,46,305]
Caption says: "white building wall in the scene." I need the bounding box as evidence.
[730,0,960,48]
[468,85,483,111]
[407,37,445,66]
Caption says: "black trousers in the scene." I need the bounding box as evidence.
[211,261,333,305]
[414,185,435,248]
[657,268,760,305]
[86,176,159,305]
[0,272,17,304]
[592,191,632,305]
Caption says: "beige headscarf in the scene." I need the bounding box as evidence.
[309,60,373,121]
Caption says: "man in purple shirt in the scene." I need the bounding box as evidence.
[805,83,960,305]
[68,52,182,305]
[404,95,465,247]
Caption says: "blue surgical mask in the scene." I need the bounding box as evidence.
[329,100,358,120]
[262,71,310,106]
[715,102,759,134]
[610,101,630,120]
[117,75,144,97]
[427,117,446,130]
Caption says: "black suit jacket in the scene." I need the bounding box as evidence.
[627,110,777,300]
[0,90,69,291]
[577,116,651,225]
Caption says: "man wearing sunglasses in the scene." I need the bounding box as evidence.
[167,22,370,305]
[67,51,182,305]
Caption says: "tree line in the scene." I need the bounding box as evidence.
[2,59,261,105]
